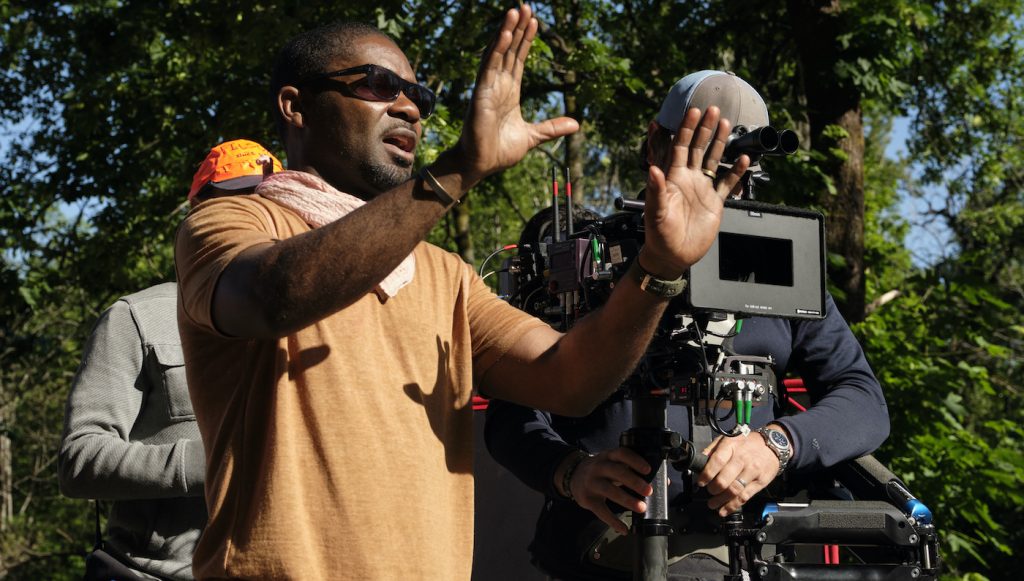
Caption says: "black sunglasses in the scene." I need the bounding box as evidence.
[300,64,436,119]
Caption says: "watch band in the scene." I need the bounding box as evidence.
[757,426,792,475]
[630,260,687,298]
[560,450,592,503]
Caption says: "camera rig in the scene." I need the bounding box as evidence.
[494,158,939,579]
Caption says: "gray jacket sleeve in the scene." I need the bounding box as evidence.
[58,292,205,499]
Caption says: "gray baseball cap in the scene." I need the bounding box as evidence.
[656,70,769,134]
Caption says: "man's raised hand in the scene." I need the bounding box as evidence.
[458,4,579,183]
[640,106,750,278]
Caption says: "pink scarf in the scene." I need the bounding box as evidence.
[255,170,415,300]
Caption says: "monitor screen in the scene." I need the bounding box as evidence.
[719,232,794,287]
[688,201,825,320]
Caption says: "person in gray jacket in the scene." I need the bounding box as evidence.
[58,140,282,580]
[60,282,205,581]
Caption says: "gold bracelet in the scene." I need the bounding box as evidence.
[419,166,458,206]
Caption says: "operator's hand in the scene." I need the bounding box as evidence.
[568,447,653,535]
[639,106,750,278]
[696,427,784,517]
[457,4,579,183]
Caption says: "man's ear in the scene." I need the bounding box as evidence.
[278,86,304,129]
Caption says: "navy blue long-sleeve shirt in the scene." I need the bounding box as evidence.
[484,294,888,573]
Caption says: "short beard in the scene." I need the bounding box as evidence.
[360,155,414,193]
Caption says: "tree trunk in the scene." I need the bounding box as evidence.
[1,399,12,577]
[453,203,474,264]
[1,387,11,534]
[1,434,10,531]
[788,0,867,322]
[558,1,586,210]
[563,70,586,205]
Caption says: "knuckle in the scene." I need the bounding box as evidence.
[711,475,728,490]
[703,455,723,473]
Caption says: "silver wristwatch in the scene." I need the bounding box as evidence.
[757,426,792,475]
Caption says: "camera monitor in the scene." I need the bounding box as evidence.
[688,200,826,320]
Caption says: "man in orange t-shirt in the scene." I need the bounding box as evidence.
[175,5,751,579]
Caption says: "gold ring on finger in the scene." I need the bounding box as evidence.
[701,168,717,180]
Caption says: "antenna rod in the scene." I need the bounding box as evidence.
[565,166,574,236]
[552,166,561,243]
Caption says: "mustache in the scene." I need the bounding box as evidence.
[380,119,418,136]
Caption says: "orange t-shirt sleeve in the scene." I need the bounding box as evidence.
[174,196,277,335]
[464,262,551,384]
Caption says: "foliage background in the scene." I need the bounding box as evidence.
[1,1,1022,579]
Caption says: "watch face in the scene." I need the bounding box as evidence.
[768,430,789,448]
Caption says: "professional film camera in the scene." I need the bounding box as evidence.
[492,126,939,580]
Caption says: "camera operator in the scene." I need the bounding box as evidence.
[484,71,890,580]
[173,7,754,580]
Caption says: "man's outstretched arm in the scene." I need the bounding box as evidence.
[481,107,750,417]
[207,5,577,339]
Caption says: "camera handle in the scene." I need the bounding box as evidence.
[621,391,760,581]
[619,393,698,581]
[618,312,773,581]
